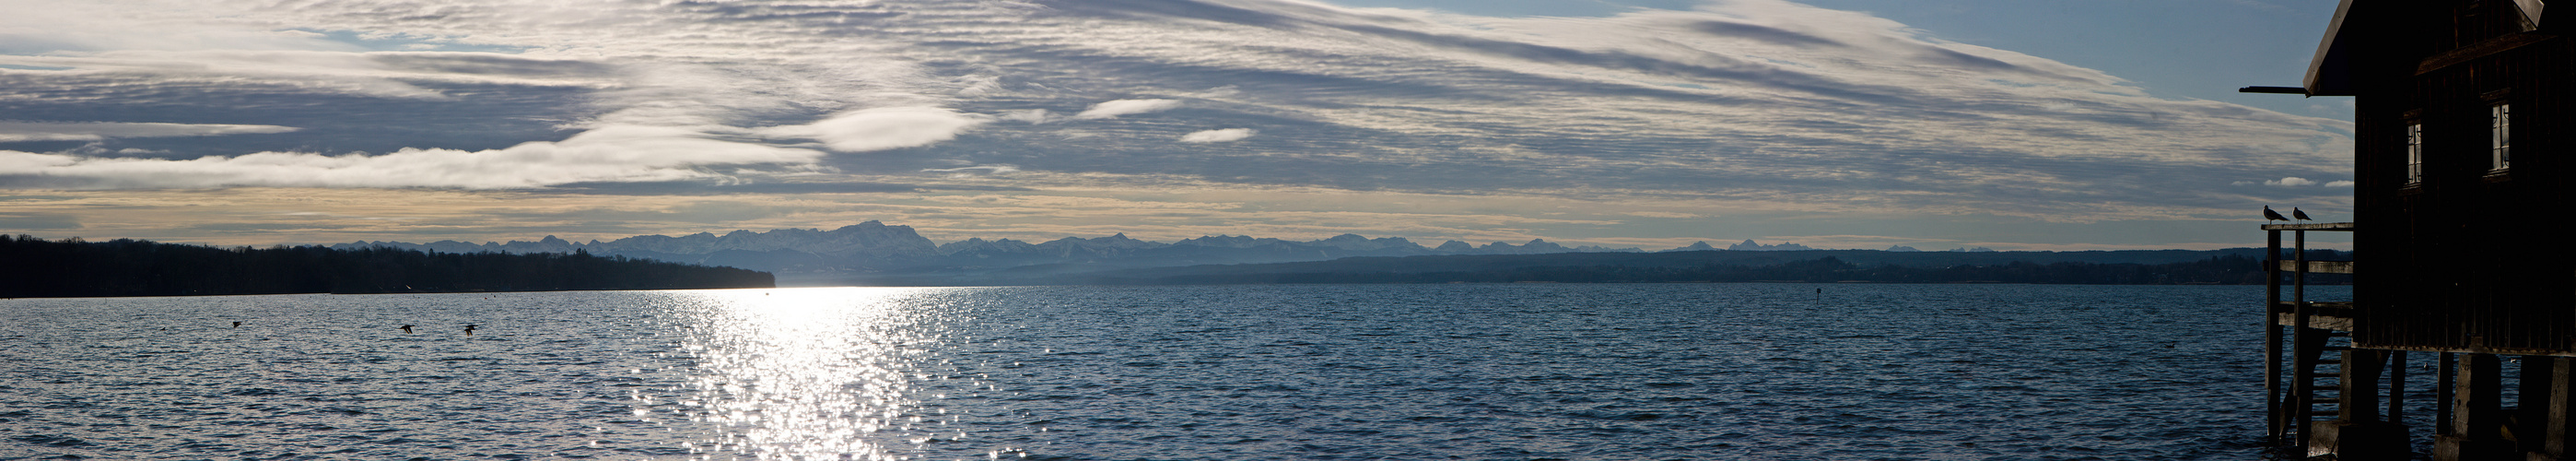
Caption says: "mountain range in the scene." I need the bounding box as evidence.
[330,221,2282,286]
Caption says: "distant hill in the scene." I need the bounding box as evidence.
[0,235,773,298]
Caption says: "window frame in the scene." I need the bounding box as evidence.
[2406,121,2424,186]
[2490,101,2512,171]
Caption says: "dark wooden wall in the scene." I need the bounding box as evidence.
[2351,1,2570,354]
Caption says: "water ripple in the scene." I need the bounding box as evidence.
[1,284,2335,460]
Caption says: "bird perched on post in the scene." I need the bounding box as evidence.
[2264,206,2289,222]
[2292,207,2313,221]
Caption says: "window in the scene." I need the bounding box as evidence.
[2406,122,2423,184]
[2491,102,2512,171]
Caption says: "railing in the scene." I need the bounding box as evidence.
[2263,221,2355,449]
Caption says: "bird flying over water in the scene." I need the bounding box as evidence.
[2264,206,2289,222]
[399,325,414,334]
[463,325,477,336]
[2292,207,2313,221]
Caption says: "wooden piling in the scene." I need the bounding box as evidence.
[2437,354,2509,461]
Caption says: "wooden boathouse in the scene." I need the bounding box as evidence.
[2246,0,2565,459]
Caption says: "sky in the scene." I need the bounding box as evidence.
[0,0,2357,251]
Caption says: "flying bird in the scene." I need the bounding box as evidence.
[399,325,414,334]
[2292,207,2313,221]
[2264,206,2289,222]
[463,325,477,336]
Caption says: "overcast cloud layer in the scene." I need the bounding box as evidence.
[0,0,2352,250]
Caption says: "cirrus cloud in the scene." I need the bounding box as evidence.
[0,121,299,142]
[1178,128,1256,143]
[0,124,823,190]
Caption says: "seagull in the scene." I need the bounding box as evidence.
[2264,206,2289,222]
[2292,207,2313,221]
[399,325,415,334]
[463,325,477,336]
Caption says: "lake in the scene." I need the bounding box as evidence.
[1,284,2345,460]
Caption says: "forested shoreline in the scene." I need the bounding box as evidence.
[0,235,774,299]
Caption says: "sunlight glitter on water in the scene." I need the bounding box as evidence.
[657,288,958,460]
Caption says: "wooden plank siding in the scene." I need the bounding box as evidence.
[2348,1,2570,355]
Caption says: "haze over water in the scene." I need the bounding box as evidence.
[2,284,2340,459]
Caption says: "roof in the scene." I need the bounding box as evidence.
[2301,0,2547,96]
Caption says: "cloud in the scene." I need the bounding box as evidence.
[0,212,80,230]
[1177,128,1256,143]
[0,0,2360,245]
[921,165,1020,177]
[0,51,616,101]
[2324,180,2354,187]
[1000,109,1051,124]
[1,124,824,189]
[1072,99,1184,119]
[0,122,299,142]
[761,107,989,152]
[0,2,352,54]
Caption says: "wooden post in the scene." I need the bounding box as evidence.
[2438,354,2508,461]
[2295,230,2308,324]
[2542,357,2575,461]
[2526,357,2559,455]
[2314,349,2417,460]
[2391,351,2408,426]
[2346,349,2385,422]
[2293,325,2324,449]
[2267,229,2286,443]
[2441,352,2457,436]
[2292,230,2313,447]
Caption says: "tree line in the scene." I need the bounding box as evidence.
[0,235,774,298]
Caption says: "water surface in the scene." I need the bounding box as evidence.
[1,284,2325,460]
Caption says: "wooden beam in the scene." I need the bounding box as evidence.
[2416,32,2553,76]
[2277,313,2357,331]
[2273,301,2356,314]
[2264,222,2359,231]
[2241,86,2311,94]
[2348,344,2576,359]
[2276,260,2357,274]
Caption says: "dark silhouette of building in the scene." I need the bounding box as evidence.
[2247,1,2562,459]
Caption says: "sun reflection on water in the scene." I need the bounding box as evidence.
[650,287,980,460]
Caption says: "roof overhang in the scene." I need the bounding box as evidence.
[2303,0,2548,97]
[2301,0,2363,96]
